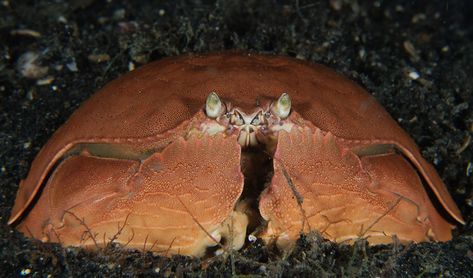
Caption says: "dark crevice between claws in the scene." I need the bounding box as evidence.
[239,146,274,232]
[205,144,275,256]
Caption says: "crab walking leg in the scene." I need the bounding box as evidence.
[18,133,246,257]
[258,128,455,250]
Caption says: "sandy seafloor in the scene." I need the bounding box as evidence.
[0,0,472,277]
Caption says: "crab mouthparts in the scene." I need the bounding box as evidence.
[237,125,259,147]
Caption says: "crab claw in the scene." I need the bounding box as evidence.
[17,133,247,257]
[259,128,455,251]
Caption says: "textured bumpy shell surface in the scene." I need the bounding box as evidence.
[259,128,455,247]
[10,52,463,226]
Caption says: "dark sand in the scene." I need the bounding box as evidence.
[0,0,472,277]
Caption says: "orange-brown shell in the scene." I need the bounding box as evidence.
[9,52,463,225]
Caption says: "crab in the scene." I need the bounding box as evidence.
[9,53,464,257]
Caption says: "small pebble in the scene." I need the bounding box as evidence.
[10,29,41,38]
[466,195,473,207]
[57,15,67,23]
[395,5,404,12]
[408,116,418,123]
[113,9,126,20]
[97,16,108,24]
[23,142,31,149]
[26,88,35,100]
[36,76,55,86]
[329,0,342,11]
[20,268,31,276]
[128,61,135,71]
[466,162,472,177]
[88,53,111,63]
[408,70,420,80]
[118,21,139,33]
[358,48,366,59]
[456,135,471,155]
[17,52,48,79]
[403,40,420,60]
[412,13,426,23]
[66,60,78,72]
[259,265,267,274]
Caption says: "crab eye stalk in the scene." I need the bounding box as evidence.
[273,93,291,119]
[205,92,223,118]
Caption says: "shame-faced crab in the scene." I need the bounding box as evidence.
[9,53,464,257]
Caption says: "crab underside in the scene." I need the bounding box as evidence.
[15,93,455,257]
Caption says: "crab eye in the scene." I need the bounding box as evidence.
[264,111,271,118]
[273,93,291,119]
[205,92,223,118]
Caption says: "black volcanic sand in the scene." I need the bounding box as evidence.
[1,1,472,277]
